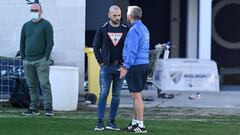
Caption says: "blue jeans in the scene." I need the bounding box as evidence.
[23,57,52,110]
[98,63,123,120]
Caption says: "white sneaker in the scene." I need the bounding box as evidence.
[126,124,147,133]
[189,92,201,100]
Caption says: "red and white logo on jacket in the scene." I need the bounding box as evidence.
[107,32,123,46]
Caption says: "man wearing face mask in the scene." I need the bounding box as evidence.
[93,5,128,131]
[20,3,54,116]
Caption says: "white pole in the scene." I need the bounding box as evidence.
[198,0,212,59]
[187,0,198,58]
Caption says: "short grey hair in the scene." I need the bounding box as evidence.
[127,6,142,20]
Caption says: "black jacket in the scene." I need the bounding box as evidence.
[93,22,128,65]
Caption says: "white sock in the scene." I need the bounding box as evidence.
[131,119,138,125]
[136,120,144,128]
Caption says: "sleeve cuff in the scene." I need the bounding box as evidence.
[123,63,130,69]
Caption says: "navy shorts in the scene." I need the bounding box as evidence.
[125,64,149,93]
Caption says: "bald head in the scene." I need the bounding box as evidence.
[30,3,42,12]
[109,5,121,13]
[108,5,121,26]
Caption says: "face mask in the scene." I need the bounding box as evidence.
[30,12,39,20]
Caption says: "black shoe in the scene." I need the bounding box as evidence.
[126,124,147,133]
[44,109,53,116]
[94,119,104,131]
[105,119,120,130]
[22,109,40,116]
[123,122,133,131]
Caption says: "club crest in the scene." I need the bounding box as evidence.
[170,71,183,84]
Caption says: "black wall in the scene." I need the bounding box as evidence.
[129,0,171,50]
[212,0,240,68]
